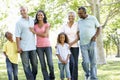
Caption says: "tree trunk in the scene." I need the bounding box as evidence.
[105,44,108,57]
[116,44,120,57]
[96,32,106,64]
[91,0,106,64]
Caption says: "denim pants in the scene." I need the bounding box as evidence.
[20,50,38,80]
[70,47,79,80]
[6,58,18,80]
[58,63,71,79]
[80,41,98,80]
[36,47,55,80]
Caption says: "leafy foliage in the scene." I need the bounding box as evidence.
[0,0,120,56]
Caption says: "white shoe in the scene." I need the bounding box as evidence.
[85,76,90,80]
[88,77,90,80]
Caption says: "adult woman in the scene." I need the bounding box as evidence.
[61,11,79,80]
[30,10,55,80]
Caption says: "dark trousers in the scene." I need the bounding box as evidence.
[37,47,55,80]
[70,47,79,80]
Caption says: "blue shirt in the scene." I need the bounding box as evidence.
[15,17,36,51]
[78,15,100,45]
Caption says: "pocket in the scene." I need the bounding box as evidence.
[90,41,96,47]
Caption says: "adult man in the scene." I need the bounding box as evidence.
[15,6,38,80]
[78,7,100,80]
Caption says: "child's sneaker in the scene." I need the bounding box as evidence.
[85,76,90,80]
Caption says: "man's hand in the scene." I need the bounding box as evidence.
[91,27,100,41]
[91,35,97,41]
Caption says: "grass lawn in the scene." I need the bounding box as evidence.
[0,54,120,80]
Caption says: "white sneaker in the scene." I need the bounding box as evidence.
[88,76,90,80]
[85,76,90,80]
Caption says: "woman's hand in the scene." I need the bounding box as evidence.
[69,42,73,48]
[29,27,36,34]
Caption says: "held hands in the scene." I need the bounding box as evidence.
[18,47,22,54]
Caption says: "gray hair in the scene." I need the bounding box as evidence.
[20,6,28,11]
[68,11,76,18]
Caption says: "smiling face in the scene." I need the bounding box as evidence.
[37,12,44,21]
[78,9,86,19]
[59,34,65,44]
[20,6,28,18]
[68,12,75,22]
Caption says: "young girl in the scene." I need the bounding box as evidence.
[56,32,71,80]
[3,32,18,80]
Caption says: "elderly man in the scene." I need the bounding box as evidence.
[78,6,100,80]
[15,6,38,80]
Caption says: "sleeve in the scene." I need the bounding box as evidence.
[77,21,80,32]
[76,22,79,32]
[15,22,22,37]
[3,43,7,52]
[56,45,60,54]
[94,16,100,28]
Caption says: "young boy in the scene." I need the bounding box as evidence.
[3,32,18,80]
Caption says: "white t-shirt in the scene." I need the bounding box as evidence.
[56,43,71,63]
[61,22,79,47]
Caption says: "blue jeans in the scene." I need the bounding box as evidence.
[80,41,98,80]
[36,47,55,80]
[20,50,38,80]
[6,58,18,80]
[58,63,71,79]
[70,47,79,80]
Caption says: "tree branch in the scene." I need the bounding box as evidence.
[102,6,120,28]
[86,0,92,5]
[109,9,120,20]
[100,0,103,2]
[101,0,120,6]
[102,9,111,28]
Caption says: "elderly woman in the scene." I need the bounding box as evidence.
[61,11,79,80]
